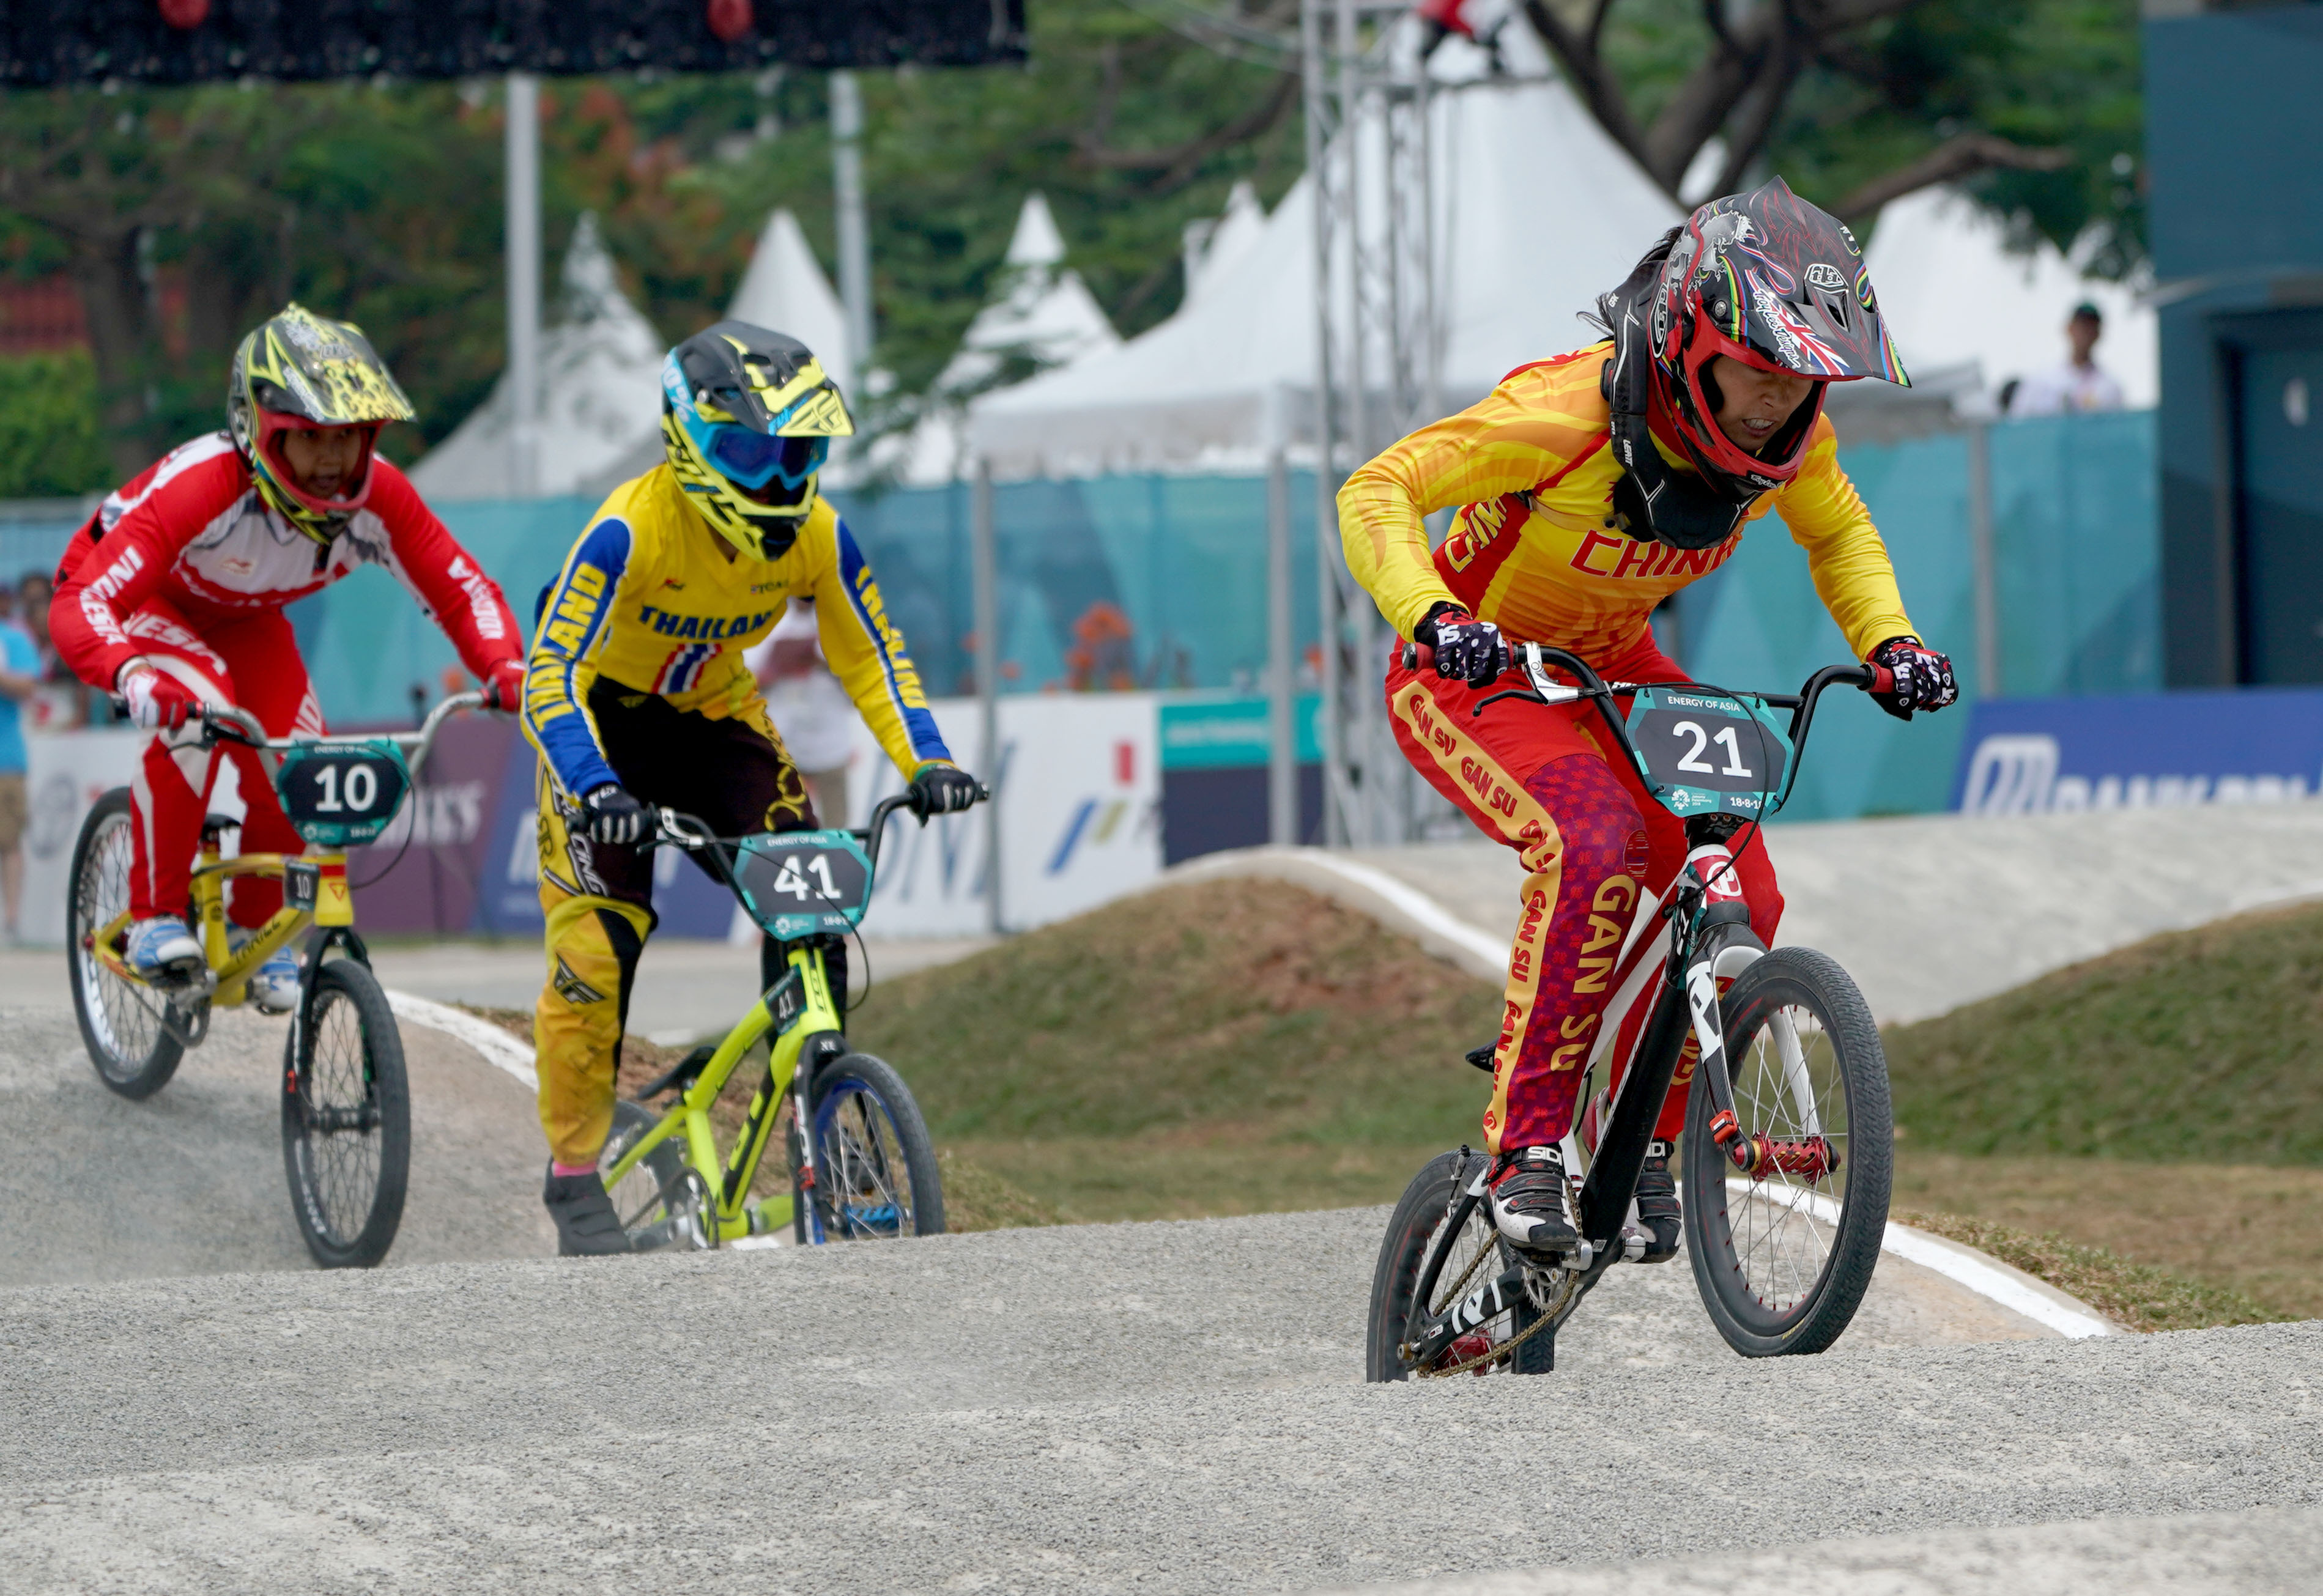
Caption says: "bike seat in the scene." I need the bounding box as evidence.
[632,1045,715,1102]
[201,813,242,835]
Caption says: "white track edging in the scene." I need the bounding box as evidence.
[383,977,2117,1337]
[385,989,538,1091]
[1165,846,1508,983]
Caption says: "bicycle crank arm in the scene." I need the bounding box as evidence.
[1400,1265,1530,1370]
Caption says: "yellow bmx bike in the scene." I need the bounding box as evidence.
[65,690,491,1267]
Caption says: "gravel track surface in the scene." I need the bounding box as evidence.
[1312,1505,2323,1595]
[3,1212,2317,1594]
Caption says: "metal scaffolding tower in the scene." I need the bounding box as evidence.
[1302,0,1440,846]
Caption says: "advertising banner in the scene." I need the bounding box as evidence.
[20,730,144,947]
[1952,689,2323,814]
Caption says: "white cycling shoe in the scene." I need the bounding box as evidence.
[1488,1144,1581,1257]
[125,916,204,982]
[227,928,302,1014]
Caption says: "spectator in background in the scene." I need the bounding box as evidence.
[15,571,86,730]
[749,597,856,827]
[2012,302,2126,416]
[0,583,41,941]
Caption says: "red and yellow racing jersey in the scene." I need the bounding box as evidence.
[1338,343,1916,668]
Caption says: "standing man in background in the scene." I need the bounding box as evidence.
[751,597,857,829]
[0,583,43,942]
[2013,301,2125,416]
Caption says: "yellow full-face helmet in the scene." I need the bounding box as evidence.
[226,303,417,544]
[661,322,855,561]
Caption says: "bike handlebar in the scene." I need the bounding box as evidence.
[1402,638,1887,797]
[196,690,494,780]
[650,781,991,879]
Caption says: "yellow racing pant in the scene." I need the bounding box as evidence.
[532,678,818,1167]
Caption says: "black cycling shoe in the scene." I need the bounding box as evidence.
[1634,1139,1682,1263]
[544,1166,632,1257]
[1488,1145,1579,1257]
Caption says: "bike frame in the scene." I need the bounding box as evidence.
[1399,645,1874,1370]
[598,940,843,1244]
[598,794,922,1247]
[84,693,483,1019]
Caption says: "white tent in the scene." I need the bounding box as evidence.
[1862,186,2157,413]
[867,193,1121,486]
[727,207,854,380]
[966,65,1681,480]
[407,214,665,502]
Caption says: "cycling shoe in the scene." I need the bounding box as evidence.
[544,1166,633,1257]
[1633,1139,1682,1263]
[126,916,204,982]
[227,928,302,1014]
[1489,1144,1579,1257]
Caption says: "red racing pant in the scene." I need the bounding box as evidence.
[1384,634,1782,1155]
[124,601,324,926]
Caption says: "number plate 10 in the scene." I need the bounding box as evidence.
[273,741,412,847]
[1623,687,1794,820]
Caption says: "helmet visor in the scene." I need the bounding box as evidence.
[707,426,826,490]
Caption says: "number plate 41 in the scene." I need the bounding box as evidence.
[1623,687,1794,820]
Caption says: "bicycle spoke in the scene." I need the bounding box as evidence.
[297,991,380,1246]
[1724,1000,1848,1313]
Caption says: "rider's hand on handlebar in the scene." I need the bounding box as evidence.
[907,764,984,819]
[580,782,652,846]
[1415,605,1505,688]
[481,658,527,714]
[1865,635,1958,722]
[116,663,199,731]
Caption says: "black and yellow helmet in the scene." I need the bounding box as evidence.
[226,303,416,544]
[661,322,855,561]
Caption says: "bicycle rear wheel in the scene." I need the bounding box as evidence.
[803,1052,944,1241]
[601,1099,708,1251]
[67,788,183,1099]
[1683,946,1892,1356]
[280,958,410,1268]
[1366,1150,1557,1380]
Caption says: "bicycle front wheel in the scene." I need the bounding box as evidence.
[1683,946,1892,1357]
[280,958,411,1268]
[67,787,183,1099]
[804,1052,944,1241]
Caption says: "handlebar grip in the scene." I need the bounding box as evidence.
[1864,663,1897,695]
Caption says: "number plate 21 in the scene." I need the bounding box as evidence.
[1623,687,1793,820]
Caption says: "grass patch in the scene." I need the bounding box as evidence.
[1882,898,2323,1164]
[848,876,1499,1148]
[1894,1209,2280,1333]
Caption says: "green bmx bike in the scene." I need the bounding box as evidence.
[597,789,978,1251]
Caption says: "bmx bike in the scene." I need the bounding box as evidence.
[66,690,492,1268]
[1369,643,1898,1376]
[595,788,979,1252]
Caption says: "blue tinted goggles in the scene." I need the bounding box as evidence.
[706,426,828,491]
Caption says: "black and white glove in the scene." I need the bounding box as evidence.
[579,783,651,846]
[908,764,984,818]
[1867,635,1959,722]
[1415,604,1505,688]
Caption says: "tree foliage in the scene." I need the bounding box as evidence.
[1533,0,2142,270]
[0,0,2138,499]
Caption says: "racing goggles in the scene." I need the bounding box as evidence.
[706,425,828,491]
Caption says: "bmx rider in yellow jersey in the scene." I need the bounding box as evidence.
[521,323,979,1255]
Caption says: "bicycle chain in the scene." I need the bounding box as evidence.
[1413,1217,1557,1379]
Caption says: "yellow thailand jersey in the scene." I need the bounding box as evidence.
[1338,344,1916,668]
[522,464,950,799]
